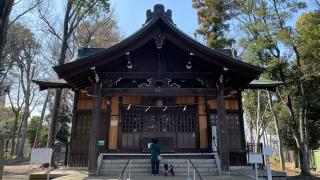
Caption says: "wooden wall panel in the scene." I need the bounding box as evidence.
[122,96,142,105]
[208,99,239,110]
[225,100,239,110]
[77,100,93,110]
[109,96,119,149]
[176,97,195,104]
[111,96,119,116]
[208,99,217,109]
[76,91,108,111]
[198,97,208,149]
[78,91,89,98]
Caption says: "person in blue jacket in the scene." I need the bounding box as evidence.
[150,138,160,176]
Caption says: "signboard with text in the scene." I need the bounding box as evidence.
[248,153,263,164]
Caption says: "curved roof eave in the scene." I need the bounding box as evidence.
[53,17,160,78]
[159,16,264,74]
[54,16,264,80]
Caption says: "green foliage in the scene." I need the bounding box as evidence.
[295,11,320,149]
[296,11,320,81]
[0,107,15,138]
[55,104,72,144]
[192,0,237,48]
[46,100,72,144]
[69,0,110,16]
[237,0,309,149]
[27,116,48,147]
[243,90,258,127]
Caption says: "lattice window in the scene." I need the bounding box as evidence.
[122,114,143,133]
[121,109,196,133]
[174,112,196,132]
[76,113,91,139]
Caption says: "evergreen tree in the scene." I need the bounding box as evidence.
[192,0,237,48]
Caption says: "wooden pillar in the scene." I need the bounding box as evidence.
[108,96,119,149]
[198,96,208,149]
[88,82,102,175]
[217,83,229,171]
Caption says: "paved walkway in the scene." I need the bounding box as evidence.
[3,168,288,180]
[2,170,269,180]
[87,175,256,180]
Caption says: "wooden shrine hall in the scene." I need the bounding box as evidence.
[34,4,282,176]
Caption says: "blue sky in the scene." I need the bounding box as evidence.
[109,0,199,37]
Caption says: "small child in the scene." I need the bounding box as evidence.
[164,163,175,176]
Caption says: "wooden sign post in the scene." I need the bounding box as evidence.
[263,147,273,180]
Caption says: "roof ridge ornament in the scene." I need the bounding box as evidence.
[145,4,173,23]
[154,34,165,49]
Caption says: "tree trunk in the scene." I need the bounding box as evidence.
[15,122,22,155]
[16,96,30,158]
[267,91,285,170]
[10,113,19,157]
[255,90,262,145]
[299,112,310,175]
[250,122,253,143]
[47,89,62,148]
[0,137,4,180]
[294,148,299,168]
[46,1,72,149]
[292,45,310,175]
[34,91,50,146]
[286,148,291,162]
[0,0,14,67]
[299,102,309,175]
[4,140,8,155]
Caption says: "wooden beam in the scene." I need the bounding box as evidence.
[101,72,219,79]
[217,83,229,171]
[98,88,217,96]
[88,82,102,175]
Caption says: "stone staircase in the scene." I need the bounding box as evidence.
[98,158,219,177]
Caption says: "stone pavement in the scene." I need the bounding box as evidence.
[3,166,287,180]
[87,175,256,180]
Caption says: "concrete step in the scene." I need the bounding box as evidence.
[102,159,216,164]
[99,158,219,176]
[88,175,221,180]
[100,168,218,174]
[101,162,217,169]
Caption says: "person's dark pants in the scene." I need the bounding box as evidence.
[151,159,160,175]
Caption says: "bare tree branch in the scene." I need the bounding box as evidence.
[38,9,63,41]
[9,0,43,27]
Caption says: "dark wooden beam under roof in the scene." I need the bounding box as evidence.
[32,77,283,92]
[101,72,219,79]
[86,87,217,97]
